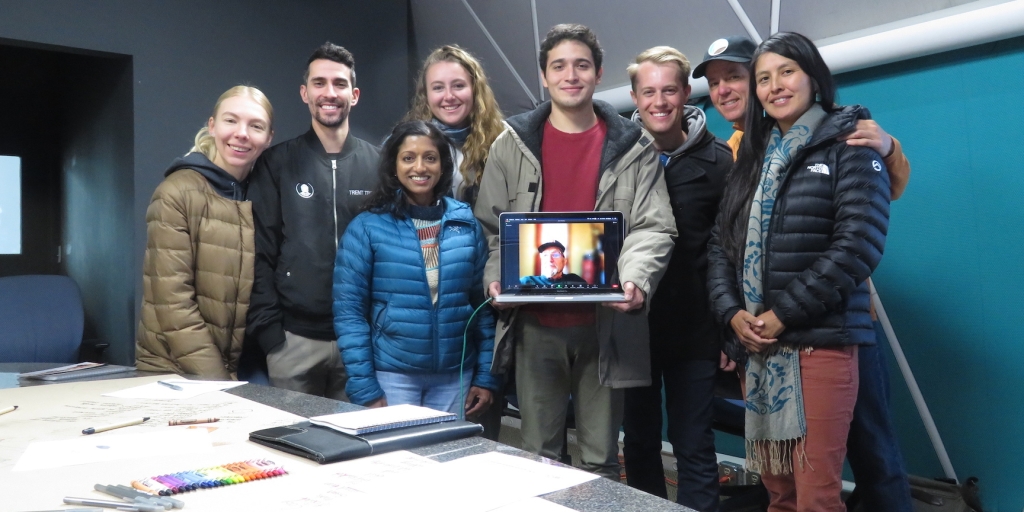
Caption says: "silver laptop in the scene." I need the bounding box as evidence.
[495,211,626,303]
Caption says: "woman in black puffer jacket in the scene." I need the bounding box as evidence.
[707,32,890,511]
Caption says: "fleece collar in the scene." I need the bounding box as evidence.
[504,99,643,171]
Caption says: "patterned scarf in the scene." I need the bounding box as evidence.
[742,104,826,475]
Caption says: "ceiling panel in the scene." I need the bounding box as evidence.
[410,0,1002,116]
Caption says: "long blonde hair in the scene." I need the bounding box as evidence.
[405,45,504,187]
[190,85,274,159]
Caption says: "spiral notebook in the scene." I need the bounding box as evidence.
[309,404,456,435]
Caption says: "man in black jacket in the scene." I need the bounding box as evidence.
[246,42,380,399]
[622,46,731,511]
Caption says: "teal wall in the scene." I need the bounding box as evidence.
[704,36,1024,510]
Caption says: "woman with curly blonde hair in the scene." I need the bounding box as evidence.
[405,45,504,207]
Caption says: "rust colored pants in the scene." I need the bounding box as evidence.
[744,346,859,512]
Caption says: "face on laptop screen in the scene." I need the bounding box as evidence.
[500,213,622,291]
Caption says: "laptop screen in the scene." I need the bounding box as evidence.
[499,211,624,293]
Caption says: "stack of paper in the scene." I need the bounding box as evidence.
[309,404,456,435]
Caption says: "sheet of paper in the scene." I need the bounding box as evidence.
[492,497,577,511]
[274,450,441,511]
[103,379,248,400]
[348,451,600,512]
[14,428,212,472]
[0,376,304,472]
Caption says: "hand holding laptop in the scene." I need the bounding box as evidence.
[489,281,524,310]
[602,281,645,312]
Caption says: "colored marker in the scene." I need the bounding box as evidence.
[0,405,17,416]
[168,417,219,426]
[82,417,150,435]
[157,380,183,391]
[174,470,207,489]
[139,476,175,496]
[150,475,178,494]
[153,474,188,493]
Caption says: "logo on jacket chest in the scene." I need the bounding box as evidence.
[807,163,830,176]
[295,183,314,199]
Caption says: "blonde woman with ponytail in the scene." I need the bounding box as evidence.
[136,86,274,379]
[405,45,504,207]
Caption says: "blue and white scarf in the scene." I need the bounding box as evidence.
[742,104,826,475]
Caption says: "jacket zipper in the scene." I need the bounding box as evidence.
[331,159,339,247]
[763,144,812,307]
[432,217,445,373]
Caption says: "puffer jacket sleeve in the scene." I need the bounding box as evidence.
[333,214,384,405]
[771,145,890,328]
[706,213,746,362]
[617,143,677,309]
[469,221,499,391]
[146,181,230,379]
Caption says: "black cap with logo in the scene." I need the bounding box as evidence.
[692,36,757,79]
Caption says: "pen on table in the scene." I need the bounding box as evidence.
[0,405,18,416]
[157,380,183,391]
[65,497,162,512]
[168,417,219,426]
[82,417,151,435]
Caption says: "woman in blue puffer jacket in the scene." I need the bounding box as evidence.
[333,120,498,416]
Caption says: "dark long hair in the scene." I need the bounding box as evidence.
[363,120,455,218]
[717,32,838,264]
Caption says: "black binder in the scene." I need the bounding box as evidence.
[249,420,484,464]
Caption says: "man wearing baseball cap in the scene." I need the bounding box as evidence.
[696,35,914,511]
[520,241,587,286]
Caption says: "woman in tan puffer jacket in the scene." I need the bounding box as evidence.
[136,86,274,379]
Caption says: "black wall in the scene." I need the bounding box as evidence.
[0,45,64,277]
[0,0,410,364]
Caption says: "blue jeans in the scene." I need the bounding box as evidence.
[846,324,913,511]
[376,370,472,414]
[623,358,719,512]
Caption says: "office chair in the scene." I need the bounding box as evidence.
[0,274,105,363]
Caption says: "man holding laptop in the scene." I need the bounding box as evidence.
[474,24,675,480]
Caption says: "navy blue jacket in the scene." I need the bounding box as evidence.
[333,198,498,405]
[708,106,890,360]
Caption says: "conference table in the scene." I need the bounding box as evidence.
[0,363,692,512]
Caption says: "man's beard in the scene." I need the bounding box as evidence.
[314,102,350,128]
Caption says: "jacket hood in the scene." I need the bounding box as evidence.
[165,152,247,201]
[630,104,709,158]
[807,105,871,147]
[504,99,643,170]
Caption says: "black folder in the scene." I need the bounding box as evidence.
[249,420,483,464]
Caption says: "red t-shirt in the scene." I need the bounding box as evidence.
[528,118,606,327]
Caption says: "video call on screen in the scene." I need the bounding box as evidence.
[501,214,622,289]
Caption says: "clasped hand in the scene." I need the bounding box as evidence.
[729,309,786,354]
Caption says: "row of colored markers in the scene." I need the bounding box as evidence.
[131,459,287,496]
